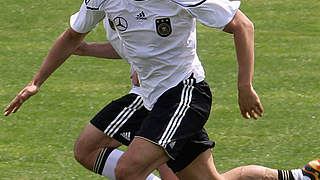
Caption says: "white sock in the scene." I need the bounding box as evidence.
[291,169,311,180]
[101,148,123,180]
[100,148,160,180]
[146,174,161,180]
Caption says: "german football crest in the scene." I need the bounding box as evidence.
[155,18,172,37]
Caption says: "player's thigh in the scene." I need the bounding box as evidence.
[91,93,147,146]
[117,137,170,177]
[176,149,223,180]
[74,123,121,154]
[75,93,147,153]
[74,123,121,170]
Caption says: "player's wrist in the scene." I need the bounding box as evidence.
[238,83,252,90]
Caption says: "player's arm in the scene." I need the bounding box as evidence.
[174,0,263,119]
[223,10,264,119]
[4,28,87,116]
[74,41,121,59]
[74,41,141,87]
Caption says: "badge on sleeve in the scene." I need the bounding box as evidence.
[155,18,172,37]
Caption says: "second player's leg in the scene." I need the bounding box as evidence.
[176,149,223,180]
[222,165,278,180]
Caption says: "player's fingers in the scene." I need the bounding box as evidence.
[4,110,11,116]
[240,108,250,119]
[4,102,18,116]
[253,105,263,117]
[4,95,24,116]
[257,103,264,116]
[249,110,258,120]
[12,95,28,113]
[5,103,13,113]
[5,96,19,110]
[12,103,22,113]
[4,106,13,116]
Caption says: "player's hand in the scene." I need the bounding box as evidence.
[4,82,40,116]
[73,40,88,56]
[130,71,140,87]
[238,85,264,120]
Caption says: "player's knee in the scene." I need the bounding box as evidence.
[74,143,101,172]
[73,138,92,167]
[115,161,130,180]
[73,142,86,165]
[115,156,142,180]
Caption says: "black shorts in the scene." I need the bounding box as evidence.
[136,75,215,172]
[90,75,215,173]
[90,93,149,146]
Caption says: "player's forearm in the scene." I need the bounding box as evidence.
[33,28,86,87]
[224,11,255,90]
[80,42,121,59]
[234,20,254,90]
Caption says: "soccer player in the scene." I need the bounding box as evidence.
[71,13,178,180]
[4,0,320,180]
[74,40,320,180]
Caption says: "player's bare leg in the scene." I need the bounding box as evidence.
[74,124,168,180]
[74,123,121,170]
[158,164,179,180]
[222,165,278,180]
[172,146,319,180]
[115,138,222,180]
[176,149,223,180]
[115,137,170,180]
[221,159,320,180]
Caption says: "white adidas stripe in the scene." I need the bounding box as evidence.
[158,80,190,145]
[158,79,194,147]
[93,147,108,173]
[109,110,135,137]
[158,79,190,145]
[158,79,193,146]
[104,96,143,136]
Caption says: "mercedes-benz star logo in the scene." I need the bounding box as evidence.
[114,17,128,31]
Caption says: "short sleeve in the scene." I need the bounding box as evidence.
[172,0,240,30]
[70,0,106,33]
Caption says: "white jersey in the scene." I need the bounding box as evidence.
[71,0,240,110]
[103,17,143,96]
[71,12,143,96]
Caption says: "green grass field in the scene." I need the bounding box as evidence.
[0,0,319,179]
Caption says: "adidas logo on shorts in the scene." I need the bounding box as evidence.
[168,141,176,149]
[120,132,131,141]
